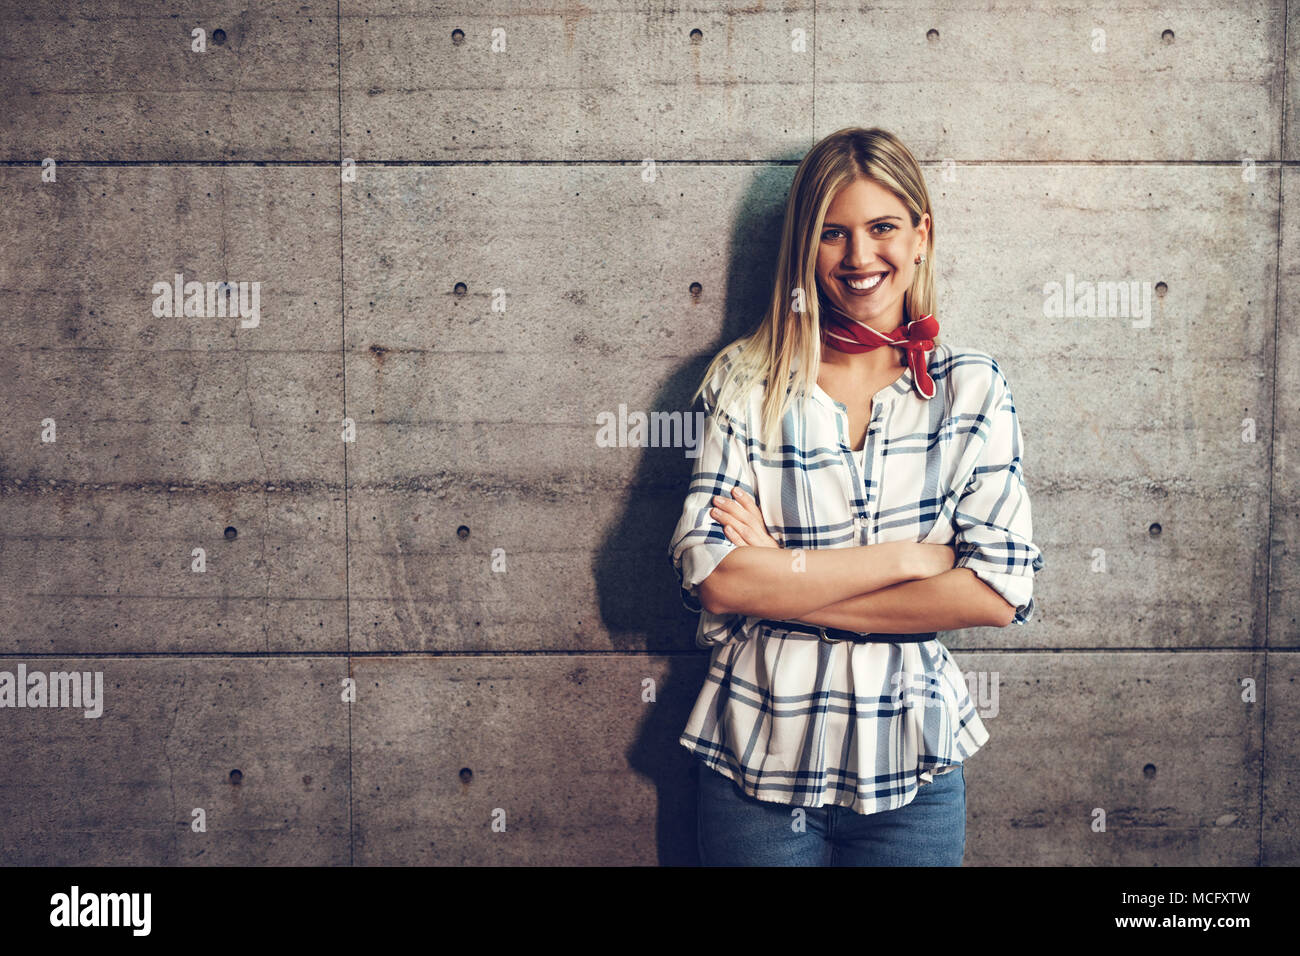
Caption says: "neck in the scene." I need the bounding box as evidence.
[819,300,908,376]
[820,341,905,375]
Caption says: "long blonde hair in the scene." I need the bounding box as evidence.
[691,127,938,450]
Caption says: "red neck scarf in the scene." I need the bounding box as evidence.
[820,305,939,400]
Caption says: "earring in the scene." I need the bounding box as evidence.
[914,254,926,265]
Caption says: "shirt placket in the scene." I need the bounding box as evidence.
[833,400,886,545]
[861,402,887,544]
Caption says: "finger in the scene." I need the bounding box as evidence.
[731,487,763,521]
[710,504,738,525]
[715,506,760,545]
[713,507,757,545]
[728,490,779,546]
[730,521,761,547]
[713,498,757,535]
[721,523,749,547]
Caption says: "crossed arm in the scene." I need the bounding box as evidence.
[697,487,1016,632]
[787,567,1015,631]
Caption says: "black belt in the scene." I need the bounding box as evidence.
[757,619,938,644]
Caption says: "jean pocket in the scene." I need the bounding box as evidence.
[930,765,964,788]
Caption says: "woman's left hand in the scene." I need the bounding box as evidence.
[710,487,781,548]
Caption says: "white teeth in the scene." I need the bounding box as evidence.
[845,273,885,290]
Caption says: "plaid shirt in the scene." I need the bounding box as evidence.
[668,340,1044,814]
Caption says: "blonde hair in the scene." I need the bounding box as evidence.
[691,127,938,450]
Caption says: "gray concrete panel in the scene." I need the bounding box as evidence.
[0,2,340,161]
[958,650,1263,866]
[0,1,1293,867]
[0,658,350,865]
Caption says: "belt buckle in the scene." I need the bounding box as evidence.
[818,626,844,644]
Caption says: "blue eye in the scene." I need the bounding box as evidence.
[821,224,896,241]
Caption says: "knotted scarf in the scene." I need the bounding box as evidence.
[820,305,939,400]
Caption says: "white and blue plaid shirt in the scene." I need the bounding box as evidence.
[668,340,1044,814]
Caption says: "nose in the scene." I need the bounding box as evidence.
[842,233,885,271]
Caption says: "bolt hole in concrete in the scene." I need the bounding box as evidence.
[689,281,702,297]
[926,28,939,41]
[212,28,226,45]
[224,526,238,540]
[457,525,470,540]
[1148,523,1161,537]
[229,769,243,786]
[459,768,473,784]
[1143,764,1157,778]
[452,28,465,45]
[1155,281,1167,297]
[1161,29,1174,43]
[690,28,702,43]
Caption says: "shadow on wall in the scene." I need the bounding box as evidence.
[591,158,800,864]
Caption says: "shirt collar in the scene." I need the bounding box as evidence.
[798,357,921,414]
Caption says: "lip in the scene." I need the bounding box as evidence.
[839,270,888,296]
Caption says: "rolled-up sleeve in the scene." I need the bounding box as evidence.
[667,386,756,614]
[951,368,1045,624]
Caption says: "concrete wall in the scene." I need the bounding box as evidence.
[0,0,1294,865]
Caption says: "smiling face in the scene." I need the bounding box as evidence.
[815,177,929,333]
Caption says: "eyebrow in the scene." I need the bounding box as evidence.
[822,216,903,228]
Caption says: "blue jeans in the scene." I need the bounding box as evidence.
[696,761,966,866]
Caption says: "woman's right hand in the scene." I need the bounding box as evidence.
[911,542,957,579]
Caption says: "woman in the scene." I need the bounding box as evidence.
[668,127,1044,866]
